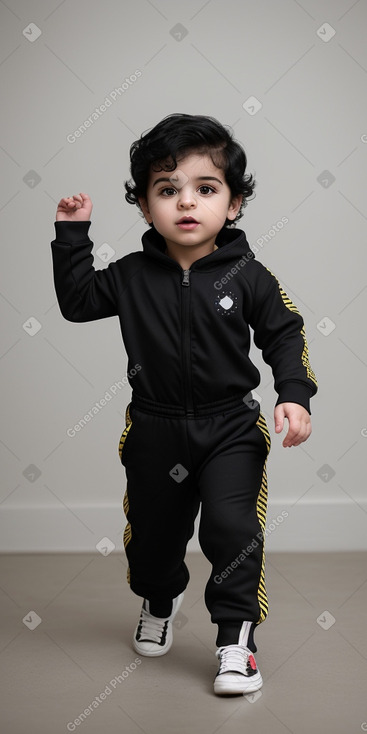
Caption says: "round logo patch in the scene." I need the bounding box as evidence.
[214,290,238,316]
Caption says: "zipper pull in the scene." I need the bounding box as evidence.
[182,269,191,286]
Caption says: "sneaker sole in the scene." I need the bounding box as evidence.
[132,591,185,657]
[214,670,263,696]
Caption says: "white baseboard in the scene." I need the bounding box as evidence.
[1,501,366,552]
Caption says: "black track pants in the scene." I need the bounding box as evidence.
[118,395,271,650]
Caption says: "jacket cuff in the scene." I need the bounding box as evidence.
[275,382,314,415]
[53,220,92,244]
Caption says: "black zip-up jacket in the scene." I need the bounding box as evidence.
[50,221,318,416]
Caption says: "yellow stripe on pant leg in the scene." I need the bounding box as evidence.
[122,486,132,585]
[118,402,133,460]
[119,402,133,585]
[255,412,271,624]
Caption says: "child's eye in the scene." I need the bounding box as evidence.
[198,185,215,195]
[160,187,177,196]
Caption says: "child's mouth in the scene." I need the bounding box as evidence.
[176,218,199,230]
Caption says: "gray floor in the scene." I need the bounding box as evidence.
[0,551,366,734]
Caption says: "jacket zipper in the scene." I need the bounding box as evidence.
[181,269,194,416]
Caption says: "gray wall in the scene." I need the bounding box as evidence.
[1,0,366,552]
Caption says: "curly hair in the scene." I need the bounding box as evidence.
[124,113,256,227]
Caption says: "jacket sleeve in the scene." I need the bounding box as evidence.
[248,264,318,414]
[50,221,124,322]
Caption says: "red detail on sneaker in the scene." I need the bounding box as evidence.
[248,654,257,670]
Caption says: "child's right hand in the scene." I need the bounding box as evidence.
[56,192,93,221]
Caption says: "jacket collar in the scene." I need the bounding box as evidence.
[141,226,256,271]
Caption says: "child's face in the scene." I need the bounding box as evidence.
[138,152,242,251]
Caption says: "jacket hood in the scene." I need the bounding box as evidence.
[141,226,256,270]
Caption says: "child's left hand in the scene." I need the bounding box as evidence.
[274,402,312,448]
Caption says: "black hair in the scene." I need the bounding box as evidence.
[124,113,256,227]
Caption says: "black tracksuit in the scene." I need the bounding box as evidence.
[51,220,317,651]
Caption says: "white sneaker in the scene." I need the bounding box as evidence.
[132,592,184,657]
[214,644,263,695]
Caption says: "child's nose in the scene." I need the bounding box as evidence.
[177,188,196,208]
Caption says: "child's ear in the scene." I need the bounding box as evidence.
[227,194,242,221]
[138,197,153,224]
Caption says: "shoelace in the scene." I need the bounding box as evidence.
[216,644,250,675]
[138,607,168,643]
